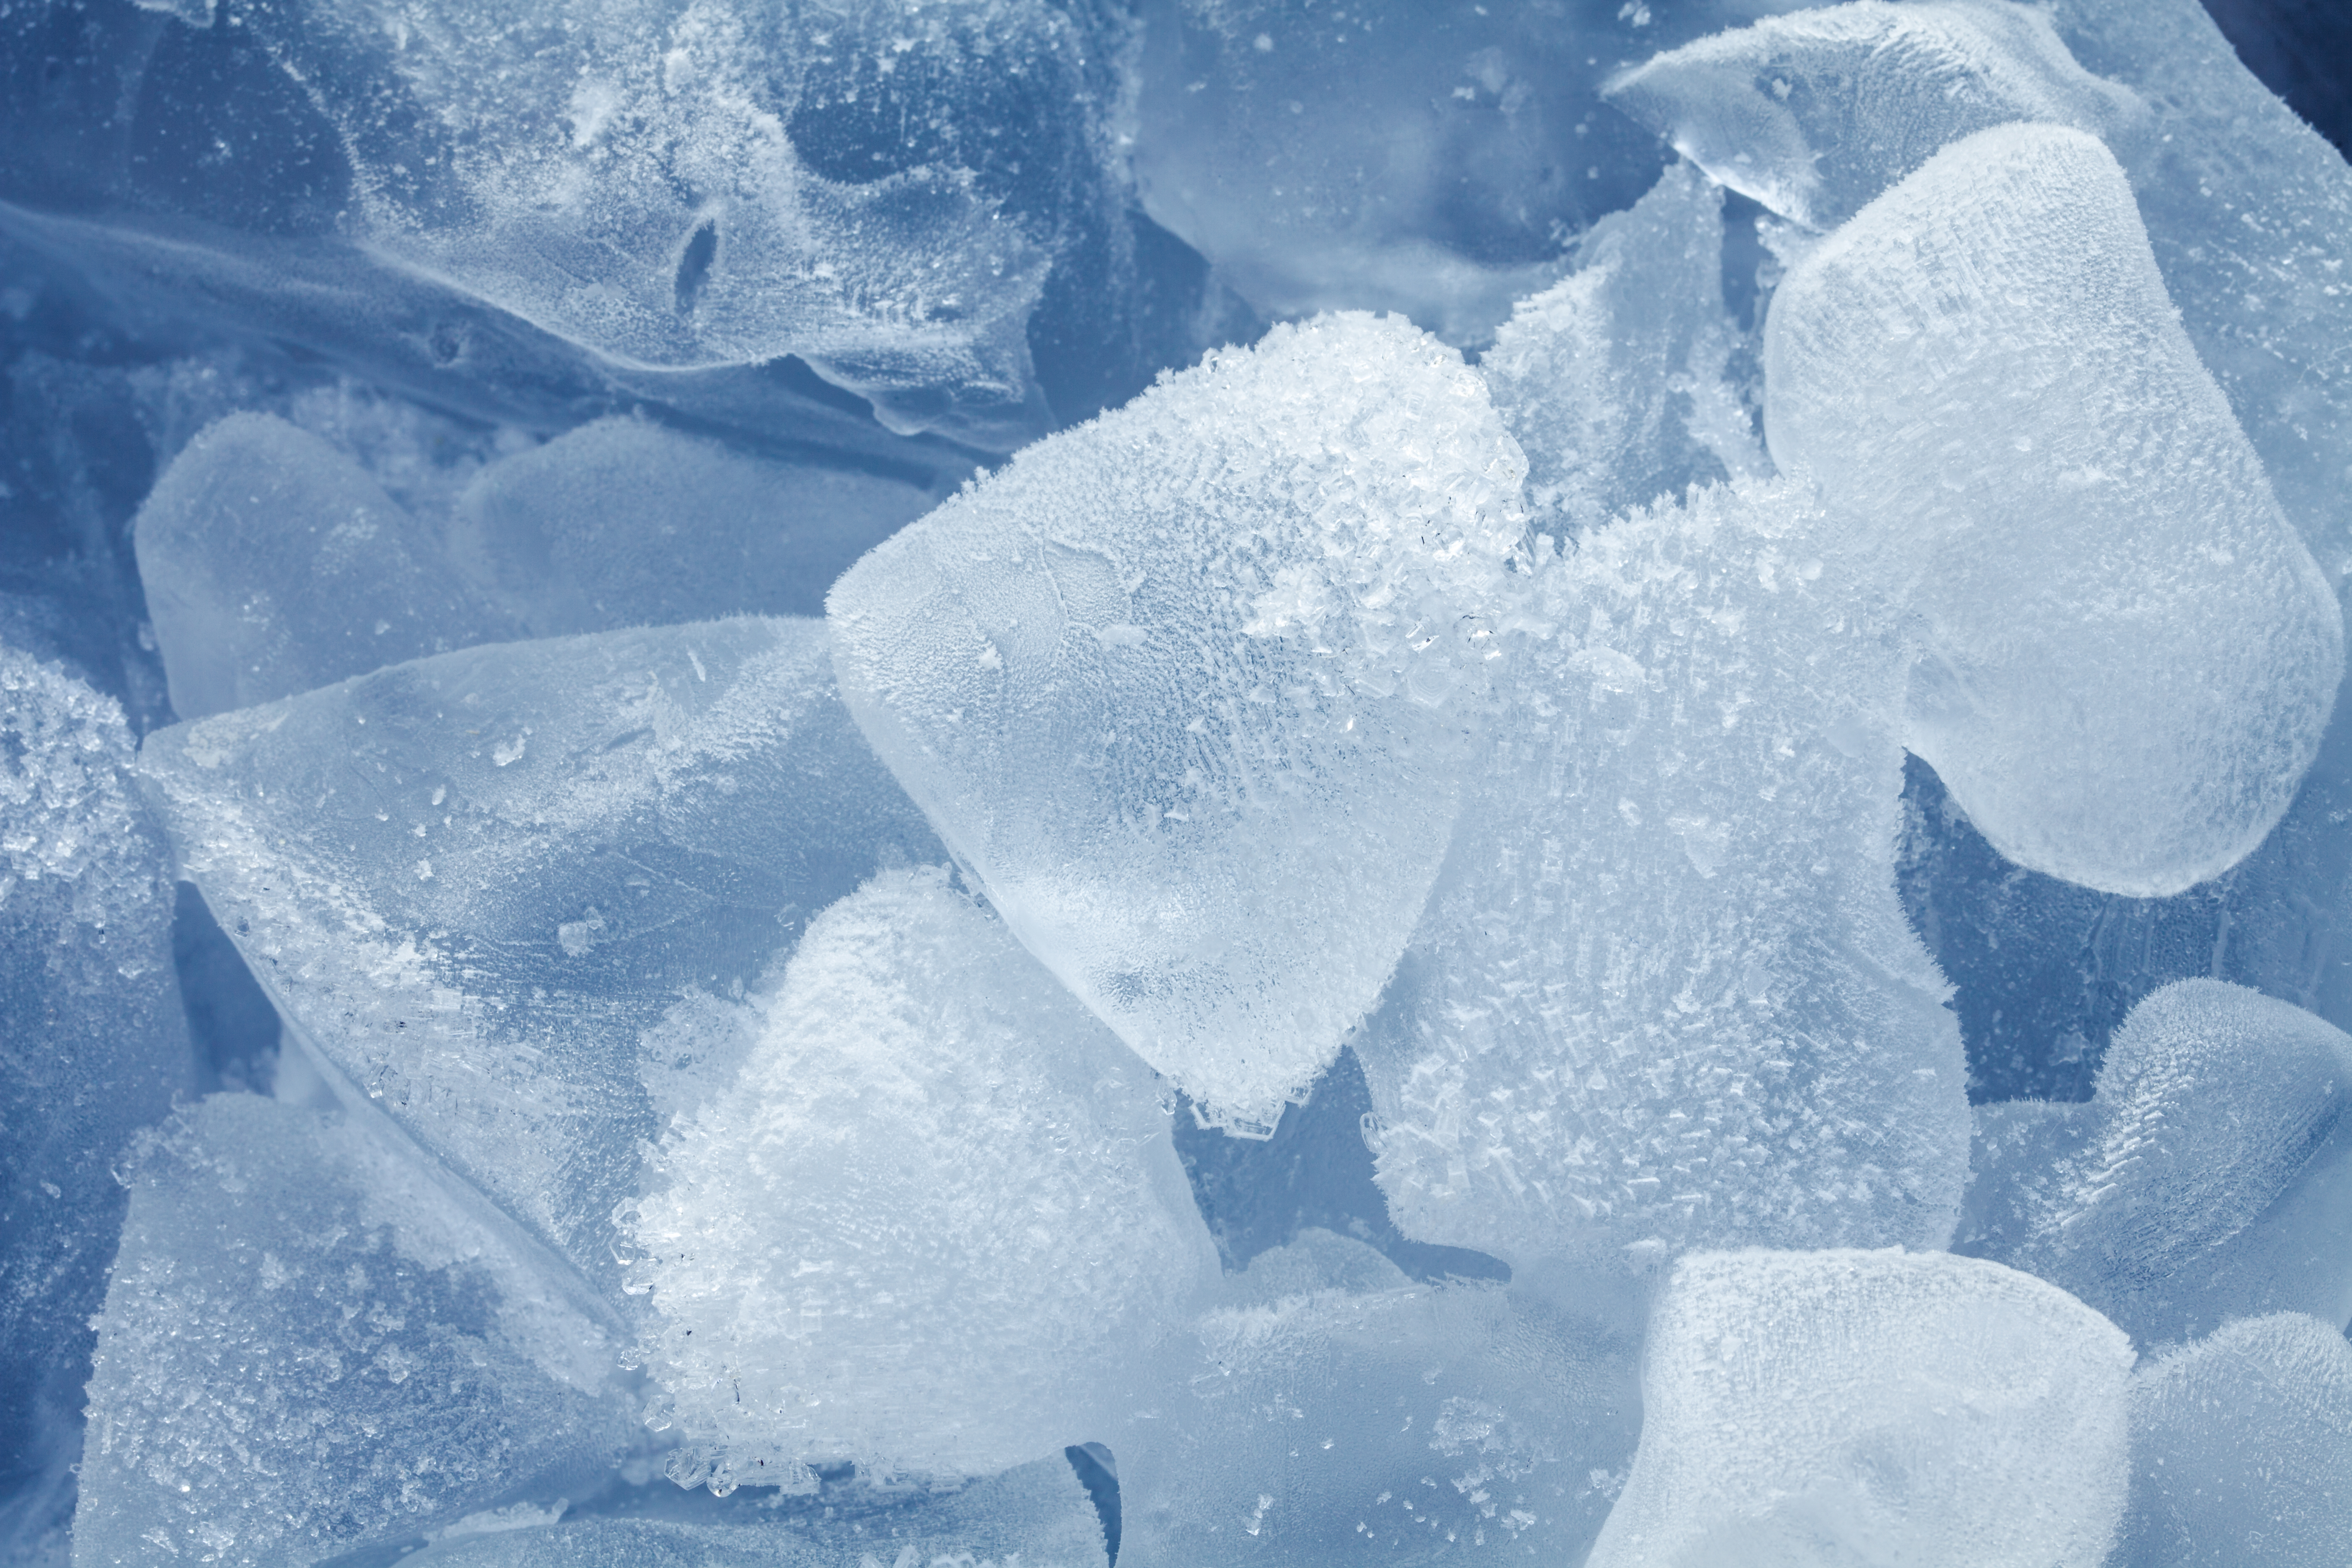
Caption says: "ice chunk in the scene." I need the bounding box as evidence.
[1129,0,1666,343]
[134,412,514,719]
[403,1457,1108,1566]
[136,616,940,1298]
[0,647,193,1550]
[1604,1,2148,232]
[1958,979,2352,1345]
[627,867,1217,1486]
[1358,477,1966,1272]
[449,417,934,635]
[828,312,1529,1129]
[2123,1313,2352,1567]
[1585,1248,2134,1568]
[1113,1230,1639,1567]
[1764,124,2342,897]
[1481,160,1763,536]
[73,1092,634,1568]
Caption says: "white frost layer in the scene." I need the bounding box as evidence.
[1586,1248,2134,1568]
[1359,478,1965,1272]
[73,1093,632,1568]
[829,312,1529,1129]
[1766,123,2341,896]
[629,868,1217,1485]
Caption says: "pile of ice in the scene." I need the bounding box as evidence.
[7,0,2352,1562]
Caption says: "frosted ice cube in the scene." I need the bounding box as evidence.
[403,1456,1108,1566]
[828,312,1530,1129]
[1958,979,2352,1345]
[134,412,513,719]
[627,867,1217,1486]
[1129,0,1666,343]
[1765,124,2342,897]
[449,416,934,635]
[136,616,939,1299]
[1482,160,1763,536]
[1604,1,2147,232]
[1112,1230,1639,1567]
[1584,1248,2135,1568]
[2124,1312,2352,1568]
[1357,477,1966,1273]
[0,647,194,1550]
[73,1091,634,1568]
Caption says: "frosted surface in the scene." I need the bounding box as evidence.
[1586,1247,2135,1568]
[829,312,1529,1130]
[135,412,513,720]
[1358,477,1967,1273]
[1766,123,2342,897]
[1114,1230,1640,1567]
[2125,1312,2352,1567]
[628,867,1217,1486]
[1959,979,2352,1345]
[137,616,939,1295]
[74,1092,633,1568]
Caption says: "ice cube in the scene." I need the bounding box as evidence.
[2123,1312,2352,1568]
[0,647,194,1553]
[1112,1230,1640,1567]
[828,311,1530,1130]
[1764,123,2342,897]
[1959,979,2352,1345]
[1357,477,1967,1272]
[1482,160,1764,537]
[628,866,1217,1486]
[1584,1248,2135,1568]
[449,416,934,636]
[73,1092,635,1568]
[136,616,939,1300]
[134,412,514,719]
[402,1455,1109,1566]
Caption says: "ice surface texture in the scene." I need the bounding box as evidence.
[137,616,939,1297]
[1960,979,2352,1345]
[75,1093,633,1568]
[1586,1248,2135,1568]
[1766,123,2342,897]
[829,312,1528,1129]
[2125,1312,2352,1566]
[1359,478,1967,1273]
[628,867,1216,1485]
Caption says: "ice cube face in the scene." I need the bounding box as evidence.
[137,616,939,1296]
[828,311,1530,1130]
[627,867,1217,1486]
[1765,123,2343,897]
[1358,477,1968,1273]
[1586,1248,2135,1568]
[75,1093,634,1568]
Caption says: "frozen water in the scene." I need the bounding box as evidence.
[402,1457,1108,1566]
[0,647,193,1554]
[1585,1247,2135,1568]
[1112,1229,1640,1567]
[627,867,1217,1487]
[449,417,935,635]
[1480,160,1764,537]
[1128,0,1667,344]
[1605,2,2149,233]
[1357,477,1967,1273]
[135,411,514,719]
[1958,979,2352,1345]
[137,616,939,1297]
[828,311,1529,1130]
[2124,1312,2352,1567]
[1765,123,2342,897]
[74,1091,634,1568]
